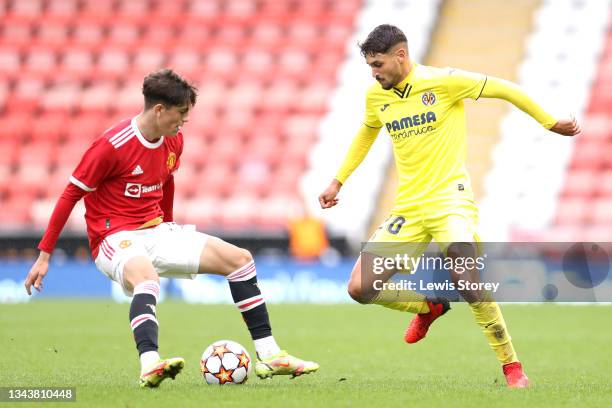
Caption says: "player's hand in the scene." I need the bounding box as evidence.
[24,251,51,295]
[550,116,580,136]
[318,179,342,209]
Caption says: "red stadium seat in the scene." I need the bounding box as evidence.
[31,113,70,143]
[41,83,81,114]
[0,112,33,142]
[0,46,22,78]
[0,0,359,232]
[569,140,606,170]
[77,82,117,114]
[0,141,19,166]
[8,0,44,18]
[69,22,106,48]
[166,48,203,78]
[132,48,167,75]
[0,196,34,227]
[594,170,612,197]
[33,21,71,48]
[218,194,260,231]
[12,163,51,198]
[142,26,177,49]
[554,197,589,226]
[23,47,58,77]
[561,169,596,197]
[8,78,44,114]
[60,48,95,79]
[173,163,201,198]
[197,164,234,197]
[580,114,611,141]
[46,0,79,19]
[589,198,612,225]
[180,196,223,227]
[65,113,108,142]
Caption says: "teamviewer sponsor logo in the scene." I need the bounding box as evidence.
[125,183,142,198]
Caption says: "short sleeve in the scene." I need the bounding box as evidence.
[445,68,488,102]
[70,138,117,192]
[363,91,383,128]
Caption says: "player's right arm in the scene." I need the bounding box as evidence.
[319,89,382,209]
[24,138,116,295]
[319,124,381,208]
[25,184,86,295]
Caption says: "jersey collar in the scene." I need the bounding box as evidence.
[393,62,418,91]
[131,116,164,149]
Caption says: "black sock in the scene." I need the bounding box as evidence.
[227,261,272,340]
[129,281,160,355]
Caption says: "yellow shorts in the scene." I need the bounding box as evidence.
[365,200,480,257]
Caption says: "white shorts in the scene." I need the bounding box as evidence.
[94,222,209,296]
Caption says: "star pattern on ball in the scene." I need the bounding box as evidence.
[212,343,230,358]
[200,360,209,374]
[214,366,234,385]
[237,352,250,369]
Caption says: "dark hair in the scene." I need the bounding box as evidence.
[142,69,198,110]
[359,24,407,57]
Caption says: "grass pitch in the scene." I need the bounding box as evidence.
[1,301,610,407]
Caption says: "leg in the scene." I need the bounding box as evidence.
[347,252,430,313]
[198,237,273,345]
[350,214,436,314]
[431,211,528,387]
[197,236,319,378]
[95,233,184,388]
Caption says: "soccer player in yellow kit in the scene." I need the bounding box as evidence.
[318,25,580,388]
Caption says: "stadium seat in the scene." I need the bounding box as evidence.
[0,46,22,75]
[69,22,106,48]
[589,198,612,225]
[41,83,81,115]
[45,0,79,19]
[560,169,596,198]
[8,0,44,18]
[60,49,95,79]
[34,21,71,48]
[554,197,589,226]
[31,113,70,143]
[0,0,363,234]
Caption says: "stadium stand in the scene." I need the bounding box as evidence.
[0,0,362,234]
[479,0,611,241]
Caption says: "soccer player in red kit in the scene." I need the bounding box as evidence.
[24,69,318,388]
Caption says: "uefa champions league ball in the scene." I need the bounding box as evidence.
[200,340,251,385]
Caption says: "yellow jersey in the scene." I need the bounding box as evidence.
[336,62,556,215]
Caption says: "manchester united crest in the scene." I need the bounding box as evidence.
[167,152,176,170]
[422,91,436,106]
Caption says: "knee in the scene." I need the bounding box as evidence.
[233,248,253,269]
[123,257,159,292]
[347,282,369,304]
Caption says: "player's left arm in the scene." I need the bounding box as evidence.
[160,133,183,222]
[160,175,175,222]
[480,76,580,136]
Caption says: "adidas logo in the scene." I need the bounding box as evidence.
[131,165,144,175]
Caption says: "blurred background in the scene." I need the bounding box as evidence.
[0,0,610,303]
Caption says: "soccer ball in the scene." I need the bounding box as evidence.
[200,340,251,385]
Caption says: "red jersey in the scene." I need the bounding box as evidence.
[70,117,183,257]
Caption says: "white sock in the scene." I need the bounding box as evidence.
[140,351,160,374]
[254,336,281,359]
